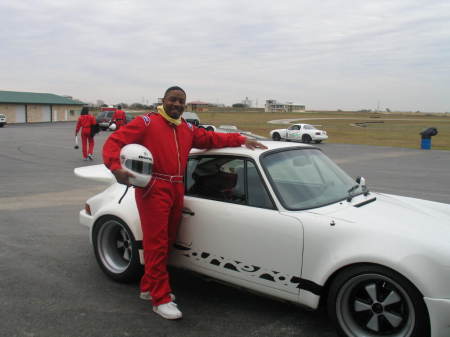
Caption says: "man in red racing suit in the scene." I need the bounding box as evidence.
[111,105,126,130]
[103,86,266,320]
[75,106,97,160]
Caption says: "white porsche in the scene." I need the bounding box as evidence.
[270,123,328,143]
[75,142,450,337]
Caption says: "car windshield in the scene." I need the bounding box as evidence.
[261,148,363,210]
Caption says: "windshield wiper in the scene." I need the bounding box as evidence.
[346,184,360,202]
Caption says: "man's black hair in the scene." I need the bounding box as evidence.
[164,86,186,98]
[80,106,89,115]
[117,105,122,109]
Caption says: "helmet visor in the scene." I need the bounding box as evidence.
[124,159,152,175]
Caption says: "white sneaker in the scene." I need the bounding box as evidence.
[140,292,176,301]
[153,302,182,320]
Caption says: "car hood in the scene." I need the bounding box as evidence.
[305,192,450,241]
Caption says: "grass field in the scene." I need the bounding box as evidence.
[196,110,450,151]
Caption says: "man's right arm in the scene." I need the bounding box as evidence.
[102,117,145,172]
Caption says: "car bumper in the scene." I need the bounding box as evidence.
[313,134,328,141]
[98,122,110,128]
[424,297,450,337]
[79,209,94,229]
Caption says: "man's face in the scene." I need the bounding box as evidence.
[162,90,186,119]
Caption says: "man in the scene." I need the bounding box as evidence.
[103,86,267,320]
[111,105,126,130]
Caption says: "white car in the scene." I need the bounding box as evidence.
[182,111,200,126]
[270,123,328,143]
[0,113,7,127]
[75,142,449,337]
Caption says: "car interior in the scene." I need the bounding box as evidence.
[186,156,274,209]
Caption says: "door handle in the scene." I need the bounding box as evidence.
[182,207,195,216]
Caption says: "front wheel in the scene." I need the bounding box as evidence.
[92,216,142,282]
[327,265,430,337]
[272,132,281,141]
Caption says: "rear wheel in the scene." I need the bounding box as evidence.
[314,140,322,144]
[272,132,281,141]
[92,216,142,282]
[302,134,312,143]
[327,265,430,337]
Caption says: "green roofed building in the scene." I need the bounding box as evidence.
[0,90,85,124]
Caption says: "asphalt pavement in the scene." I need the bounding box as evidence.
[1,122,449,337]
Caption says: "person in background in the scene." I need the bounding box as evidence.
[111,105,126,130]
[75,106,96,161]
[102,86,267,320]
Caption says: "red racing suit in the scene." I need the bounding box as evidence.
[103,113,246,306]
[75,114,96,158]
[112,109,126,130]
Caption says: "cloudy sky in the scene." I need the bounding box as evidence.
[1,0,449,112]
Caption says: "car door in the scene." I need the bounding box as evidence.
[172,155,303,297]
[286,125,301,140]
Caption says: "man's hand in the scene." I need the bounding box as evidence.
[244,138,268,150]
[112,169,135,186]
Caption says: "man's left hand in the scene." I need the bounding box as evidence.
[244,138,268,150]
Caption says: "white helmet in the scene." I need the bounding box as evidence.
[109,122,117,131]
[120,144,153,187]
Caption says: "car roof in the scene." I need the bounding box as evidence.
[190,141,315,159]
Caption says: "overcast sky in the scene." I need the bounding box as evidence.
[1,0,449,112]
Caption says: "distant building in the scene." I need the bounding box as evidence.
[242,96,252,107]
[265,99,305,113]
[0,90,85,124]
[186,101,210,112]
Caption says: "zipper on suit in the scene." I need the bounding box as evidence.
[173,128,181,175]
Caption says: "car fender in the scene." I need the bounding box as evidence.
[270,128,287,138]
[297,212,448,301]
[87,184,143,244]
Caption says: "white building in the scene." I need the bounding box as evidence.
[265,99,305,113]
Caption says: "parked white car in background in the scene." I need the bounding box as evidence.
[270,123,328,143]
[75,142,449,337]
[0,113,7,127]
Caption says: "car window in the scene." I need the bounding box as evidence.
[186,156,274,209]
[107,112,114,118]
[303,125,316,130]
[247,161,274,209]
[288,125,300,130]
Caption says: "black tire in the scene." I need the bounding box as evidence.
[92,216,143,283]
[302,134,312,143]
[327,265,430,337]
[206,126,214,131]
[272,132,281,141]
[314,140,322,144]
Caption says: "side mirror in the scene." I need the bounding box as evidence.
[356,176,369,195]
[355,176,365,187]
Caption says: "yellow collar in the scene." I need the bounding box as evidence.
[157,105,181,126]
